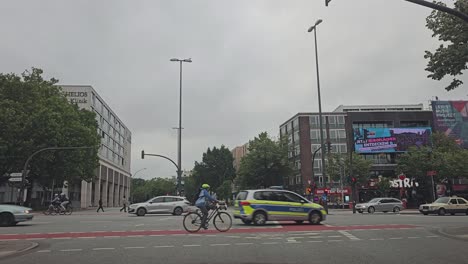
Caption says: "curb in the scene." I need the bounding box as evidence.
[436,227,468,242]
[0,242,38,259]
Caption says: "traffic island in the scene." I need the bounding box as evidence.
[0,241,38,258]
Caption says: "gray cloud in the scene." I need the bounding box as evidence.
[1,0,466,179]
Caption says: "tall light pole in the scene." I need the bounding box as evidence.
[129,168,146,203]
[132,168,147,178]
[170,58,192,194]
[308,19,328,213]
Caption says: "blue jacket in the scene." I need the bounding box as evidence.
[195,189,215,207]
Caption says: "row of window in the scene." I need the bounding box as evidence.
[310,115,345,125]
[92,95,126,136]
[310,129,346,140]
[100,145,125,166]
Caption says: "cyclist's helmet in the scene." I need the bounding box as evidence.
[202,184,210,189]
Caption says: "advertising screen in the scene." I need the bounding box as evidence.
[432,100,468,149]
[354,127,432,153]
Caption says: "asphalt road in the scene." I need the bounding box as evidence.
[1,208,467,264]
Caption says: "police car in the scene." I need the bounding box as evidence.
[233,189,326,225]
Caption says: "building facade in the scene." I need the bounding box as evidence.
[61,85,132,208]
[231,143,249,171]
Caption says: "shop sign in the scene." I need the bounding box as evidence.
[390,178,419,188]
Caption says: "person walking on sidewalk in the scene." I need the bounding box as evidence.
[120,195,128,212]
[97,199,104,212]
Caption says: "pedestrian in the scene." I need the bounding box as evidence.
[97,198,104,212]
[120,195,128,212]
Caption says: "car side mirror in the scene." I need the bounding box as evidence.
[300,200,306,204]
[149,201,153,204]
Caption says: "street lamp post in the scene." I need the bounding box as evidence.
[308,19,328,213]
[129,168,146,203]
[170,58,192,195]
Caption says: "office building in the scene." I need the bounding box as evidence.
[231,143,249,171]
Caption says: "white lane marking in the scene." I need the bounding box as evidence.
[261,242,279,245]
[235,243,253,245]
[26,238,45,240]
[268,237,283,240]
[170,234,185,236]
[37,250,51,253]
[135,224,144,226]
[370,238,384,241]
[69,232,83,234]
[78,237,96,239]
[52,237,71,240]
[210,244,230,246]
[307,240,323,243]
[328,240,344,242]
[426,236,439,238]
[128,235,144,238]
[288,237,304,239]
[92,248,115,251]
[124,246,146,249]
[286,241,300,244]
[338,231,360,241]
[26,233,40,235]
[159,218,171,221]
[60,249,83,252]
[183,245,201,247]
[154,245,174,248]
[408,237,420,239]
[149,235,164,237]
[389,237,403,240]
[80,221,112,223]
[205,235,217,237]
[226,235,241,238]
[324,224,333,227]
[327,235,342,238]
[104,236,120,238]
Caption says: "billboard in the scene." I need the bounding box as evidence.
[432,100,468,149]
[354,127,432,153]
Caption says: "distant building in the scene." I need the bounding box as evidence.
[231,143,249,171]
[333,104,424,112]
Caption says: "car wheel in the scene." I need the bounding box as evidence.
[383,211,388,213]
[450,213,455,216]
[241,219,252,225]
[173,207,183,216]
[438,208,446,216]
[252,211,267,225]
[0,213,15,227]
[423,213,428,215]
[295,220,304,224]
[368,207,375,214]
[466,209,468,216]
[136,208,146,216]
[358,210,363,214]
[393,207,400,213]
[309,211,321,225]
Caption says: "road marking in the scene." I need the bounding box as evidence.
[26,238,45,240]
[389,237,403,240]
[104,236,120,238]
[80,221,112,223]
[327,235,342,238]
[268,237,283,240]
[226,235,241,238]
[159,218,171,221]
[324,224,333,227]
[124,246,146,249]
[52,237,71,240]
[261,242,279,245]
[78,237,96,239]
[235,243,253,245]
[288,237,304,239]
[154,245,174,248]
[60,249,83,252]
[307,240,323,243]
[183,245,201,247]
[128,235,144,238]
[426,236,439,238]
[149,235,164,237]
[135,224,144,226]
[205,235,217,237]
[37,250,51,253]
[210,244,230,246]
[26,233,40,235]
[408,237,420,239]
[92,248,115,251]
[286,241,300,243]
[338,231,360,241]
[370,238,384,241]
[328,240,344,242]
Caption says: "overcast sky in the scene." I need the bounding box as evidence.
[1,0,466,179]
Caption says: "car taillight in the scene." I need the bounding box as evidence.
[240,201,250,206]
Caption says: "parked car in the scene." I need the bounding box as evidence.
[355,198,403,214]
[233,189,326,225]
[128,196,190,216]
[0,204,33,226]
[419,196,468,216]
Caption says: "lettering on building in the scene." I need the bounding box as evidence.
[64,91,88,104]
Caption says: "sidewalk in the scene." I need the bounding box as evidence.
[328,208,420,214]
[0,241,37,258]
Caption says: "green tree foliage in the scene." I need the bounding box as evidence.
[191,145,236,195]
[397,132,468,181]
[424,0,468,91]
[130,177,176,203]
[237,132,293,189]
[376,176,391,197]
[0,68,100,198]
[326,153,372,184]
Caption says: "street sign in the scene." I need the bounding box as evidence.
[427,171,437,176]
[307,180,311,185]
[9,172,22,178]
[9,177,22,182]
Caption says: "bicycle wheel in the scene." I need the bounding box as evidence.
[183,212,202,233]
[213,212,232,232]
[43,209,50,215]
[65,206,73,215]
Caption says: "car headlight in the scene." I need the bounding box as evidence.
[24,210,30,214]
[319,207,324,211]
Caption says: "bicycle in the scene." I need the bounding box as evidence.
[183,202,232,233]
[43,203,60,215]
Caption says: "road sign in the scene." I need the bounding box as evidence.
[427,171,437,176]
[9,177,22,182]
[9,172,22,178]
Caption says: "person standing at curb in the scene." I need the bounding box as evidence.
[97,198,104,212]
[120,195,128,213]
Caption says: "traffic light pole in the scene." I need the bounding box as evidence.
[141,150,180,193]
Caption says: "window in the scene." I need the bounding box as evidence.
[337,116,345,124]
[163,197,176,202]
[310,116,318,125]
[328,116,336,124]
[338,130,346,139]
[329,130,337,139]
[339,144,347,153]
[284,192,303,203]
[313,159,320,168]
[236,191,248,201]
[449,199,458,205]
[253,191,273,201]
[152,197,164,203]
[457,199,467,204]
[310,130,319,139]
[296,175,302,184]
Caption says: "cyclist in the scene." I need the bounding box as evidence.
[59,193,70,212]
[51,194,61,209]
[195,184,218,229]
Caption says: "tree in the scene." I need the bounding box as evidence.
[0,68,100,204]
[130,177,176,203]
[424,0,468,91]
[376,176,391,197]
[326,153,372,185]
[191,145,236,194]
[237,132,293,189]
[326,153,347,182]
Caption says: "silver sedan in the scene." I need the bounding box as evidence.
[355,198,404,214]
[0,204,34,226]
[128,196,190,216]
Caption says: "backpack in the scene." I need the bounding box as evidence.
[189,188,202,206]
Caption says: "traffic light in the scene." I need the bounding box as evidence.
[307,187,312,194]
[324,188,329,196]
[141,150,145,159]
[351,177,357,184]
[325,0,332,6]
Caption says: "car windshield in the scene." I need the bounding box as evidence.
[434,197,450,204]
[368,198,380,203]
